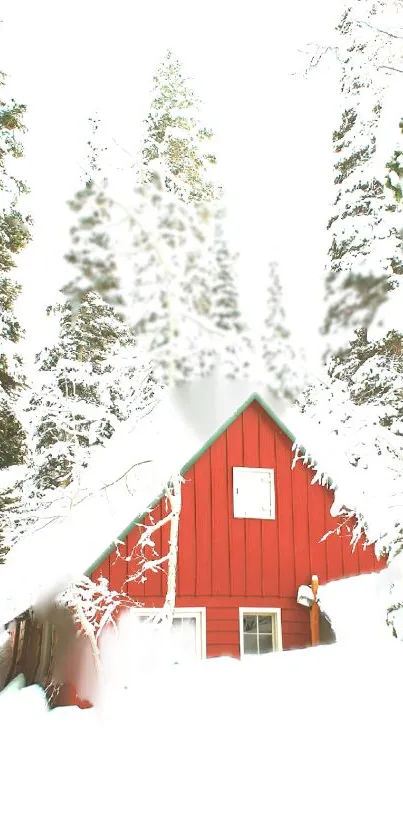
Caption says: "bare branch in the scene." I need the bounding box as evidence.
[379,64,403,74]
[355,18,403,41]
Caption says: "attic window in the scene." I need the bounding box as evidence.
[233,467,275,520]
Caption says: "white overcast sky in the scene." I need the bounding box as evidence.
[1,0,342,362]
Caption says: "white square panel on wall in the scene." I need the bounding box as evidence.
[232,467,275,520]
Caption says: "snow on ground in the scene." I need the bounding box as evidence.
[1,631,403,838]
[318,567,396,643]
[2,570,403,838]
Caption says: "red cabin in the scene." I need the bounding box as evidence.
[89,390,385,663]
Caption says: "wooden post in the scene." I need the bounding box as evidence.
[310,574,320,647]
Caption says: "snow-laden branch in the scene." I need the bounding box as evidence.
[160,475,182,623]
[294,374,403,566]
[127,475,182,603]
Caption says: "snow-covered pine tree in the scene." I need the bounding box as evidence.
[143,50,218,203]
[5,292,153,548]
[0,71,31,471]
[130,165,216,387]
[129,51,223,387]
[63,117,123,313]
[295,368,403,557]
[385,118,403,203]
[260,262,301,404]
[330,326,403,437]
[209,206,251,377]
[0,70,32,558]
[322,0,403,357]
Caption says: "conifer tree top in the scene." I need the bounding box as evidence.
[142,50,218,202]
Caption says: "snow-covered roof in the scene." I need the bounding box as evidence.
[0,376,288,627]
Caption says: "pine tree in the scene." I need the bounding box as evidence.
[0,70,32,559]
[143,50,218,203]
[130,167,216,387]
[322,1,403,357]
[297,347,403,576]
[260,263,301,404]
[330,326,403,437]
[385,118,403,203]
[0,71,31,470]
[209,207,250,377]
[5,292,152,548]
[63,117,123,313]
[129,51,256,387]
[128,51,223,387]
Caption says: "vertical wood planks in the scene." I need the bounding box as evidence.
[243,407,262,596]
[307,480,327,583]
[226,414,246,596]
[195,449,212,596]
[210,434,230,595]
[275,431,295,597]
[324,501,344,584]
[178,468,197,596]
[126,523,146,601]
[91,556,110,585]
[159,495,170,601]
[109,541,128,595]
[259,409,279,597]
[341,521,360,577]
[144,504,163,599]
[291,457,310,588]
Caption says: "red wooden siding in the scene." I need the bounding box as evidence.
[92,399,385,658]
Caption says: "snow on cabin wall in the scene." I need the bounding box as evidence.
[92,400,385,657]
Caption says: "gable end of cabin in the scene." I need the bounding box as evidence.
[91,397,384,659]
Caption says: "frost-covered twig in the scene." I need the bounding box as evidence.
[126,476,182,626]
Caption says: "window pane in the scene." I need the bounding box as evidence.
[258,615,273,634]
[258,633,274,654]
[171,616,197,662]
[243,633,258,654]
[243,615,257,633]
[172,616,183,627]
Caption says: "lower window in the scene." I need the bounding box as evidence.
[134,607,206,663]
[239,608,282,657]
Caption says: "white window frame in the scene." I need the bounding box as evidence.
[134,607,207,660]
[239,607,283,657]
[233,467,276,520]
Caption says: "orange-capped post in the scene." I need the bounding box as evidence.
[310,574,320,647]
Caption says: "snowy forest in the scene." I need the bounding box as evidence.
[1,3,402,578]
[1,1,403,830]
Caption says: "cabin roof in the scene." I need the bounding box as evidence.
[0,378,293,626]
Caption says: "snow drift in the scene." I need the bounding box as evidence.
[1,633,402,838]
